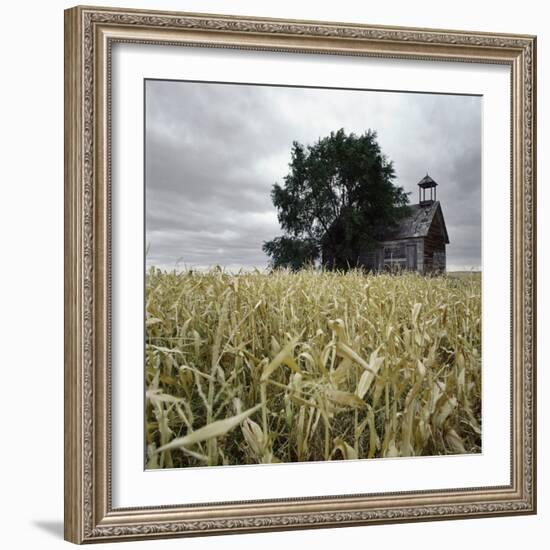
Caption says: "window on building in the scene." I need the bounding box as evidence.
[384,245,406,259]
[383,245,407,271]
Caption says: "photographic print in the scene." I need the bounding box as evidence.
[144,79,482,469]
[64,8,536,541]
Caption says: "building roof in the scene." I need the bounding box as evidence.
[381,201,449,243]
[417,174,438,188]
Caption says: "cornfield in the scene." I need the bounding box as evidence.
[145,268,481,468]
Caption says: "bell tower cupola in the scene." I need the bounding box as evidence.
[417,174,438,206]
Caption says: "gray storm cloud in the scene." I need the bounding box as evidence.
[145,79,481,272]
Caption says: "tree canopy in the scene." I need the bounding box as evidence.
[263,128,410,270]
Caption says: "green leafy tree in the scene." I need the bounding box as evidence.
[263,128,410,270]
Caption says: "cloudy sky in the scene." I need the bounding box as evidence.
[145,79,481,272]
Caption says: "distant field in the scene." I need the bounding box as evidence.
[145,269,481,468]
[447,271,482,279]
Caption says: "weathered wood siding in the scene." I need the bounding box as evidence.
[423,210,446,273]
[357,244,382,271]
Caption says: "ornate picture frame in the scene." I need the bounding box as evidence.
[64,5,536,544]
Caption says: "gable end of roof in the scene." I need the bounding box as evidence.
[380,201,449,242]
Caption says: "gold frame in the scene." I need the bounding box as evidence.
[64,5,537,544]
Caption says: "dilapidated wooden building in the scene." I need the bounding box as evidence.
[322,175,449,274]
